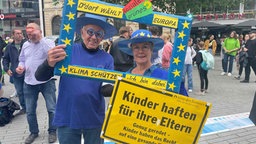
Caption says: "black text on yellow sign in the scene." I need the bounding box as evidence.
[77,0,123,18]
[102,79,211,144]
[152,14,178,29]
[68,65,123,81]
[124,74,167,90]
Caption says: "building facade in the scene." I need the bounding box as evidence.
[0,0,40,38]
[43,0,62,36]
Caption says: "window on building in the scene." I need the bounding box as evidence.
[52,15,61,35]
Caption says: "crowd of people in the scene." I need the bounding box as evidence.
[0,12,256,144]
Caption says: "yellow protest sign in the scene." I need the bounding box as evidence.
[102,78,211,144]
[124,74,167,90]
[153,14,178,29]
[67,65,123,81]
[77,0,123,18]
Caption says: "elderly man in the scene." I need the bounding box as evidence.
[16,23,57,144]
[35,14,117,144]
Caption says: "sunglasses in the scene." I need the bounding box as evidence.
[86,28,104,39]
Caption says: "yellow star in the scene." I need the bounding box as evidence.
[139,32,145,36]
[147,34,151,37]
[168,82,176,91]
[173,57,181,65]
[182,21,190,29]
[66,12,75,20]
[63,24,72,33]
[178,31,186,40]
[172,69,180,77]
[67,0,75,7]
[61,37,71,45]
[59,65,67,74]
[177,43,185,52]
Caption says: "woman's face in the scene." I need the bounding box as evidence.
[230,32,235,38]
[132,42,153,65]
[210,35,214,40]
[244,34,249,41]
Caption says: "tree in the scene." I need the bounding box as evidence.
[52,0,255,15]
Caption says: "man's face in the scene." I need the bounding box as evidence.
[81,24,104,49]
[123,32,129,39]
[13,30,23,42]
[26,26,42,43]
[249,33,256,39]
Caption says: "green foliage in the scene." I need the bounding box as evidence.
[174,0,243,15]
[52,0,60,6]
[102,0,255,15]
[53,0,255,15]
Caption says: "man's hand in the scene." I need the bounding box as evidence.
[7,70,12,76]
[16,66,24,74]
[47,44,67,67]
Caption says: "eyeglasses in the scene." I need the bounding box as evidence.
[15,32,23,35]
[86,28,104,39]
[132,43,151,52]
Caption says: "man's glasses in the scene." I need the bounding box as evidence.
[86,28,104,39]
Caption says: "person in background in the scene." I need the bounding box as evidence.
[16,23,57,144]
[221,31,240,77]
[117,29,188,96]
[161,33,173,70]
[239,34,244,47]
[2,28,27,115]
[204,34,217,55]
[102,40,112,53]
[0,82,3,97]
[149,26,162,67]
[192,38,201,66]
[220,36,226,72]
[240,30,256,83]
[35,14,117,144]
[182,38,196,93]
[110,26,134,72]
[195,41,209,95]
[234,34,249,80]
[0,36,7,85]
[127,25,133,38]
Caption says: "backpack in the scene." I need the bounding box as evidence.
[199,50,214,70]
[0,97,20,126]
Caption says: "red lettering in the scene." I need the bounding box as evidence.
[195,13,245,21]
[222,13,227,19]
[229,13,235,19]
[205,14,211,20]
[197,14,202,21]
[123,0,144,13]
[214,14,218,20]
[238,13,244,19]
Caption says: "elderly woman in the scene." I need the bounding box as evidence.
[118,29,188,96]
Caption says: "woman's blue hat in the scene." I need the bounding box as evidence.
[118,29,164,56]
[76,13,117,39]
